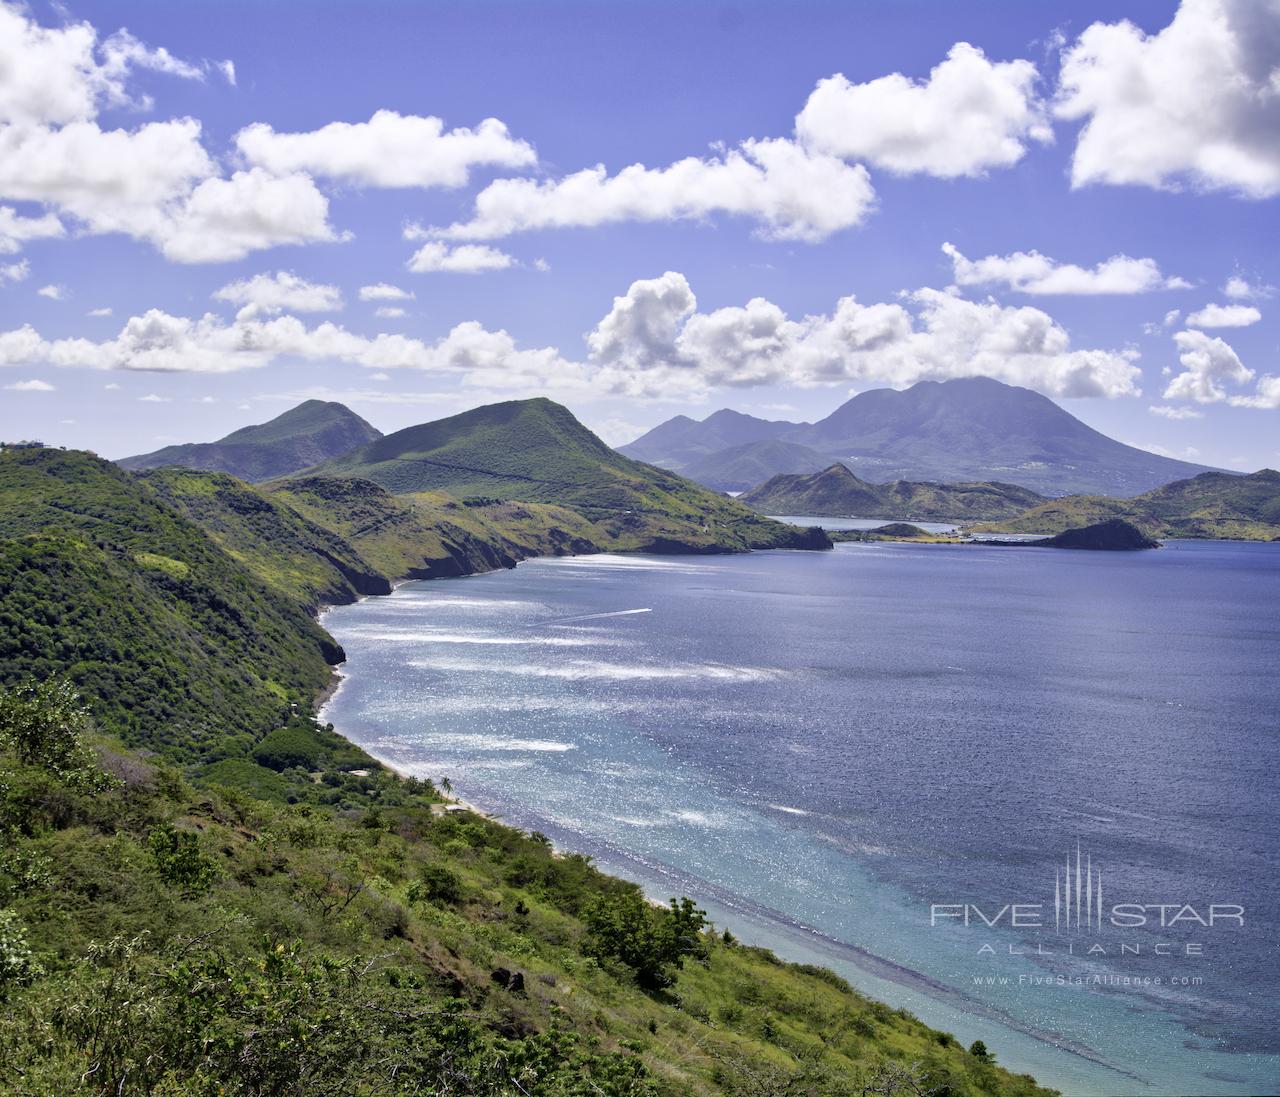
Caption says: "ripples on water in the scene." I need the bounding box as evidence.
[324,542,1280,1097]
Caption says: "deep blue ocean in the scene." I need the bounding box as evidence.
[322,538,1280,1096]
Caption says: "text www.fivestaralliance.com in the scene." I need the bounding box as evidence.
[974,974,1204,988]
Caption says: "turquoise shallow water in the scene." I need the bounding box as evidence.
[322,540,1280,1096]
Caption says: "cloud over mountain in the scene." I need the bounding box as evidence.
[585,272,1142,400]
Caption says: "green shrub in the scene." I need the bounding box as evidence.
[971,1039,995,1063]
[583,890,707,990]
[0,909,41,995]
[0,679,113,791]
[147,824,218,897]
[410,863,462,906]
[200,757,288,802]
[253,725,326,772]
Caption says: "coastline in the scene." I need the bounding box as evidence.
[309,540,1280,1097]
[312,566,1124,1096]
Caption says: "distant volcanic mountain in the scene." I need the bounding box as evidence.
[120,400,382,483]
[621,377,1219,498]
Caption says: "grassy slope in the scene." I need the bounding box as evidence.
[0,449,338,762]
[741,464,1044,521]
[315,398,827,553]
[141,468,593,604]
[0,693,1054,1097]
[267,475,608,578]
[139,468,393,610]
[972,469,1280,540]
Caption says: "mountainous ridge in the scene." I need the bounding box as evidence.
[119,399,383,482]
[621,408,802,471]
[740,463,1046,521]
[623,378,1218,497]
[311,396,829,553]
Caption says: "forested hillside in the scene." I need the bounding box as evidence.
[0,449,339,761]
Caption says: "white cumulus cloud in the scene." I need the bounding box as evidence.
[433,137,876,243]
[235,110,536,188]
[1184,303,1262,327]
[359,283,414,301]
[796,42,1052,177]
[0,273,1150,407]
[406,241,516,273]
[0,6,340,264]
[4,378,54,391]
[156,168,341,263]
[0,308,589,394]
[1164,329,1254,402]
[0,2,206,127]
[1150,403,1203,419]
[213,270,343,320]
[585,271,1142,400]
[0,206,64,254]
[1230,375,1280,408]
[1056,0,1280,197]
[942,242,1188,294]
[37,284,65,300]
[1223,274,1274,300]
[0,115,339,264]
[0,258,28,285]
[375,306,406,319]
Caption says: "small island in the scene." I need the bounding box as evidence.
[830,522,960,543]
[975,519,1160,551]
[832,518,1161,550]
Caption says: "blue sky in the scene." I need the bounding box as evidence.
[0,0,1276,471]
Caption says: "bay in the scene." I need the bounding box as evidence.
[322,539,1280,1096]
